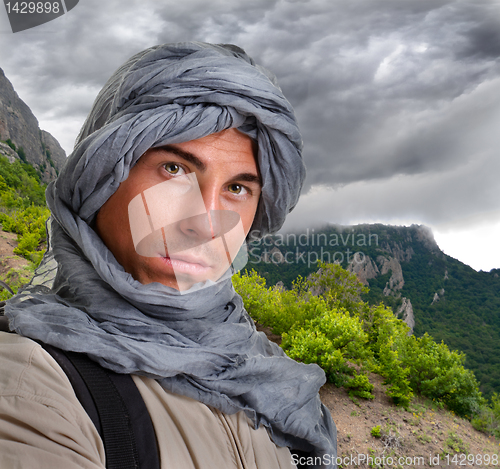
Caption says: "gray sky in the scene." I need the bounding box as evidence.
[1,0,499,271]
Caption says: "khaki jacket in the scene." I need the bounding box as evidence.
[0,332,295,469]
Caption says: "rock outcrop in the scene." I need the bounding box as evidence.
[377,256,405,295]
[262,246,285,264]
[273,281,285,292]
[397,297,415,333]
[379,241,414,262]
[0,141,17,162]
[348,253,405,296]
[431,289,445,305]
[347,256,379,286]
[0,68,65,181]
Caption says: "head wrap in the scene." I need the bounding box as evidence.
[6,42,336,467]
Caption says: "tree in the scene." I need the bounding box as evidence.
[307,261,368,313]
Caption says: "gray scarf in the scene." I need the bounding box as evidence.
[6,42,336,467]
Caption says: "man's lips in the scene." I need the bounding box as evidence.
[168,254,209,268]
[159,253,213,274]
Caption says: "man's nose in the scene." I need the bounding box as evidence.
[178,212,219,241]
[178,188,222,240]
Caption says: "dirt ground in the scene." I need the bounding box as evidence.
[0,230,28,275]
[322,375,499,468]
[257,324,500,469]
[0,229,31,297]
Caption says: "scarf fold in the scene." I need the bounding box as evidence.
[6,42,336,468]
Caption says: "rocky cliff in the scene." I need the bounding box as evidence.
[0,68,66,181]
[348,253,415,332]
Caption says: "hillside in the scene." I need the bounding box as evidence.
[254,324,500,468]
[1,228,498,468]
[0,67,65,182]
[323,375,500,468]
[246,224,500,398]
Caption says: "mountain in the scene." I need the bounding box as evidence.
[246,223,500,398]
[0,67,65,181]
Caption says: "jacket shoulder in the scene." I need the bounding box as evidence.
[0,332,87,418]
[0,332,105,468]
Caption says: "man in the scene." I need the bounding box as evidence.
[0,42,337,468]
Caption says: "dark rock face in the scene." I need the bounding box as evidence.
[0,67,66,181]
[40,129,67,170]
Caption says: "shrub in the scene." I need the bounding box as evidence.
[376,337,413,407]
[282,307,374,398]
[370,425,382,438]
[307,261,368,313]
[343,372,374,400]
[0,156,50,275]
[400,334,484,416]
[471,393,500,438]
[17,146,27,163]
[233,270,326,335]
[358,303,414,406]
[0,267,34,301]
[5,139,16,151]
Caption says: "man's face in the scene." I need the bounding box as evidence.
[96,128,261,291]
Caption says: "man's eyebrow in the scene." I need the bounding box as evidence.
[232,172,262,187]
[156,145,207,171]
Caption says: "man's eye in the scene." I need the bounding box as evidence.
[163,163,184,175]
[228,184,247,195]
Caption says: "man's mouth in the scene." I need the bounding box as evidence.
[160,254,212,274]
[170,253,209,267]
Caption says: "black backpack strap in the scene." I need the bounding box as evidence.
[41,343,103,436]
[0,302,9,332]
[0,314,9,333]
[41,345,160,469]
[0,308,160,469]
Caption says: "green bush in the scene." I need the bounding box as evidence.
[400,334,484,416]
[370,425,382,438]
[233,270,326,335]
[1,204,49,235]
[471,393,500,438]
[17,146,27,163]
[307,261,368,313]
[282,315,374,398]
[376,336,413,407]
[0,266,34,301]
[0,154,50,274]
[4,139,16,151]
[0,156,46,206]
[360,304,414,407]
[343,372,374,400]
